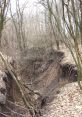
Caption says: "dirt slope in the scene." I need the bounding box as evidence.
[0,47,78,117]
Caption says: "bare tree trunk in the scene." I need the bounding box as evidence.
[80,1,82,45]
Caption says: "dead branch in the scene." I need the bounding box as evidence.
[0,52,41,117]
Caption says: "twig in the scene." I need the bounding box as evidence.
[0,52,37,117]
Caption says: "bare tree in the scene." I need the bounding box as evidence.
[9,0,28,52]
[0,0,10,46]
[39,0,82,89]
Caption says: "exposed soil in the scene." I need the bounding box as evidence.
[0,47,78,117]
[15,47,77,116]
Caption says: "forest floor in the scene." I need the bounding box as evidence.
[40,45,82,117]
[0,45,81,117]
[42,82,82,117]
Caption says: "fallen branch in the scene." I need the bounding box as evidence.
[0,52,40,117]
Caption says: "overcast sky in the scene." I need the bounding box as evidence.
[10,0,42,15]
